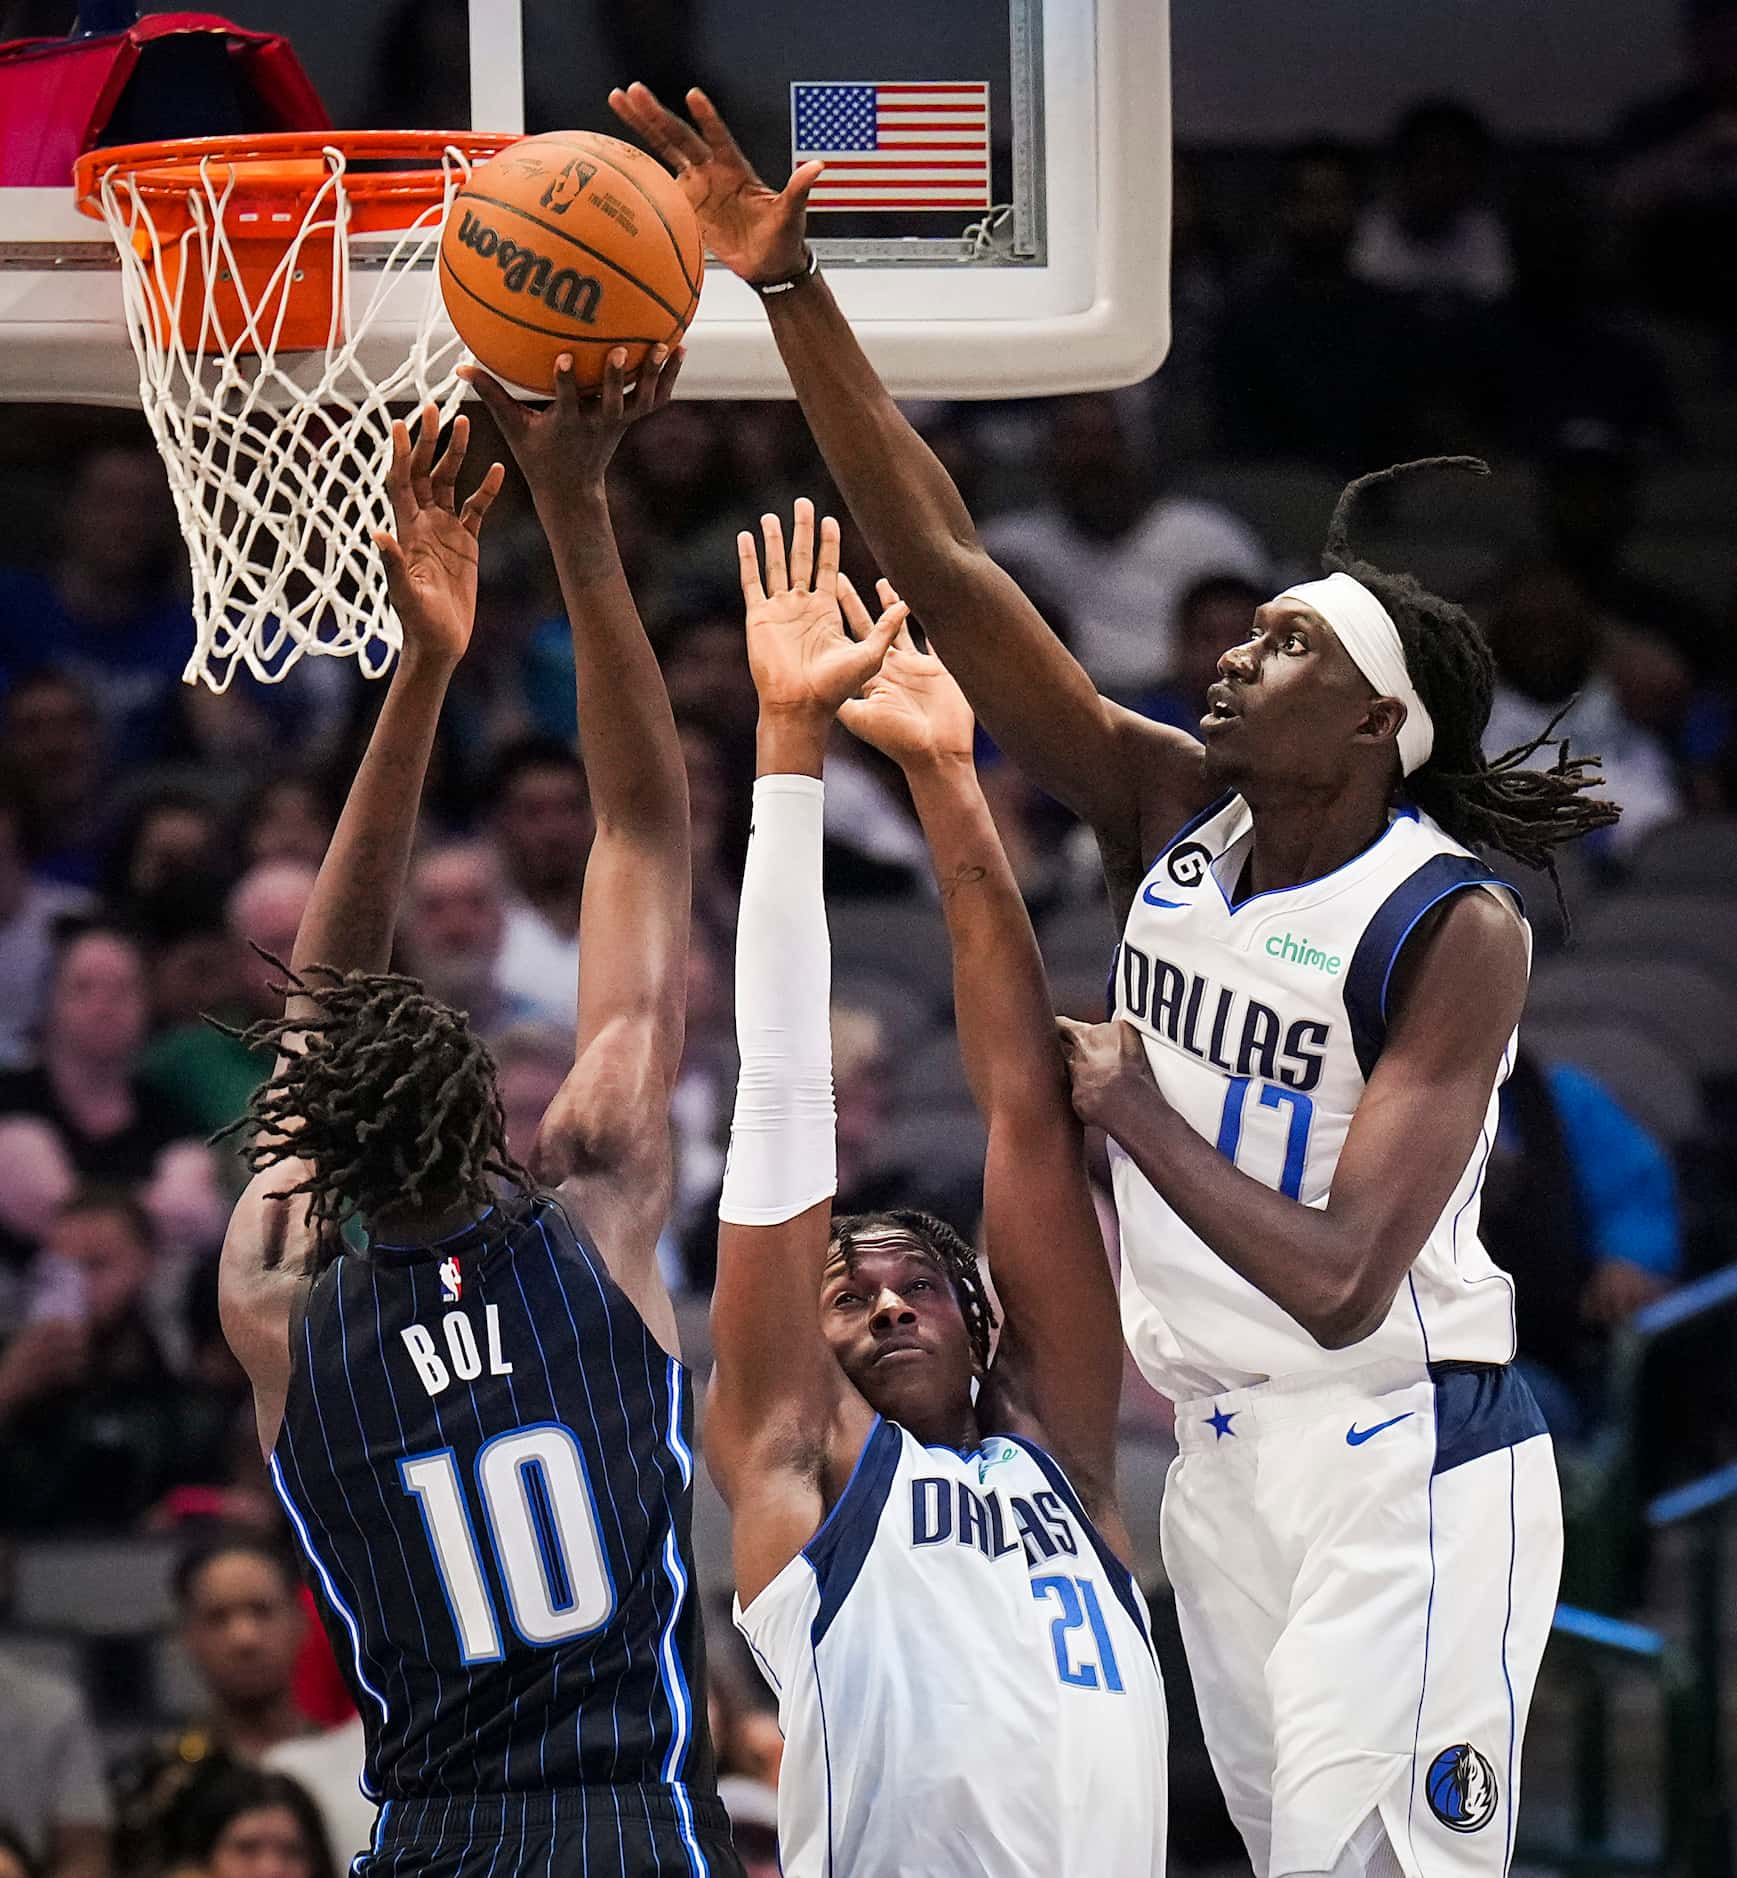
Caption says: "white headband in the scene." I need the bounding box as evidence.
[1276,571,1435,776]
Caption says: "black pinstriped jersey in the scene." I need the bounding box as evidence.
[270,1195,719,1822]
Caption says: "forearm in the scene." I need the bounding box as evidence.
[718,762,834,1227]
[290,645,451,991]
[1104,1084,1384,1346]
[764,278,1123,824]
[542,486,686,838]
[905,758,1062,1117]
[765,276,977,579]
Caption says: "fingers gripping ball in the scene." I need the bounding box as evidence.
[440,131,703,394]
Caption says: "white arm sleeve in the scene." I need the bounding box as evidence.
[718,774,838,1226]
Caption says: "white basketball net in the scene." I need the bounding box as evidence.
[91,145,476,690]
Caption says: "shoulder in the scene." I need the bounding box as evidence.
[1386,886,1527,1040]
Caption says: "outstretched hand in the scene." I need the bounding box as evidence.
[610,83,819,285]
[837,584,974,771]
[739,498,907,721]
[374,403,505,666]
[461,345,683,504]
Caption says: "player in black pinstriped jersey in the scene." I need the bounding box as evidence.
[216,354,742,1877]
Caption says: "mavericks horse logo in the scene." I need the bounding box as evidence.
[1426,1743,1498,1833]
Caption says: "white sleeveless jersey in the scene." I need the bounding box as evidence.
[736,1417,1167,1876]
[1113,794,1527,1401]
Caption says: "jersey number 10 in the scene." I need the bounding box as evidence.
[400,1422,615,1663]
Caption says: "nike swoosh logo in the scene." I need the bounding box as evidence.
[1142,886,1185,907]
[1346,1412,1414,1446]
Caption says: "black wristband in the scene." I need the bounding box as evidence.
[750,247,819,297]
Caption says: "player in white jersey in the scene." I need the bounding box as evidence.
[703,498,1167,1877]
[607,88,1620,1878]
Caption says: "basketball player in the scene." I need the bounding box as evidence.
[217,360,743,1877]
[610,87,1621,1878]
[708,498,1166,1877]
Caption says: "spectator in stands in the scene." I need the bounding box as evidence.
[484,738,592,1029]
[1537,420,1714,663]
[1,668,109,890]
[0,926,217,1270]
[1609,0,1737,328]
[150,1766,334,1878]
[1483,1045,1681,1440]
[1481,559,1683,855]
[141,864,314,1139]
[677,713,750,934]
[980,392,1267,695]
[1497,184,1682,457]
[400,841,537,1042]
[491,1022,574,1172]
[0,1186,218,1530]
[240,777,334,874]
[0,445,191,766]
[658,593,763,745]
[136,877,245,1035]
[114,1537,317,1874]
[1351,98,1514,304]
[1215,140,1418,472]
[0,778,92,1069]
[0,1656,112,1878]
[261,1721,372,1877]
[105,789,224,919]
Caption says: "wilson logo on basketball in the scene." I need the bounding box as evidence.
[452,211,602,323]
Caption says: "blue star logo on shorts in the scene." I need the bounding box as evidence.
[1426,1744,1499,1833]
[1206,1407,1237,1440]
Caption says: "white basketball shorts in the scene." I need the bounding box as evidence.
[1162,1359,1561,1878]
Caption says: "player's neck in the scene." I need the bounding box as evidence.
[372,1195,487,1248]
[903,1401,981,1452]
[1239,780,1392,901]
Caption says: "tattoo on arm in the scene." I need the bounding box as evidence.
[937,862,988,901]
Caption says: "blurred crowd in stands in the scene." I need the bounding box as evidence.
[3,21,1737,1871]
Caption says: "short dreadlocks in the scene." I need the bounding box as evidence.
[1322,456,1621,896]
[214,957,534,1258]
[830,1208,997,1372]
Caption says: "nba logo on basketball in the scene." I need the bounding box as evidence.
[540,157,597,214]
[440,1258,463,1304]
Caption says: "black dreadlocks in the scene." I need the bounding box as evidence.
[830,1208,997,1373]
[214,956,534,1258]
[1322,456,1621,893]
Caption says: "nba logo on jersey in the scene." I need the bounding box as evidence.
[439,1257,462,1303]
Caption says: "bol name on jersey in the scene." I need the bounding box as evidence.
[268,1195,719,1841]
[1113,793,1528,1401]
[737,1420,1168,1877]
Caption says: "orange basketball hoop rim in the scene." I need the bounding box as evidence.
[74,130,517,354]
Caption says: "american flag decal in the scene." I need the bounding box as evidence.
[792,82,991,212]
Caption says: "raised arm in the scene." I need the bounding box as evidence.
[467,351,690,1354]
[706,501,901,1606]
[836,599,1126,1538]
[223,408,503,1449]
[609,83,1208,899]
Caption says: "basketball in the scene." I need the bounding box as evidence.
[439,131,703,394]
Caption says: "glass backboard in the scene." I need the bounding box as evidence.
[0,0,1168,402]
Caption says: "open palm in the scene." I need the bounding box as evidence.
[610,83,819,284]
[839,586,975,768]
[739,499,905,717]
[376,404,504,666]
